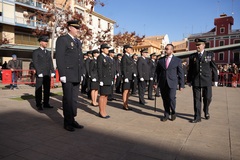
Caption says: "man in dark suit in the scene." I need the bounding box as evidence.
[187,38,218,123]
[137,48,150,105]
[56,20,84,131]
[155,44,184,122]
[148,53,157,100]
[32,36,55,110]
[115,54,122,94]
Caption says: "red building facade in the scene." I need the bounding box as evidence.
[188,14,240,65]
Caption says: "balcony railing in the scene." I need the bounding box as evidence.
[15,0,43,9]
[15,16,47,28]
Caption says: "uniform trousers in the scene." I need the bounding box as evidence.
[138,80,147,103]
[160,83,176,118]
[192,86,212,120]
[148,80,154,98]
[131,76,138,94]
[35,75,50,106]
[115,76,122,93]
[62,82,80,127]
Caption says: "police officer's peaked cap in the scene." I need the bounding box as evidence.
[140,48,148,53]
[87,50,92,54]
[92,49,100,54]
[150,52,156,57]
[123,45,132,50]
[100,43,110,49]
[38,35,49,42]
[195,38,206,45]
[109,49,115,53]
[67,20,81,29]
[117,53,122,57]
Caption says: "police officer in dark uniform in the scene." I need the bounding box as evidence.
[115,54,122,94]
[108,49,116,101]
[56,20,84,131]
[97,44,113,118]
[89,49,100,106]
[187,38,218,123]
[131,53,138,95]
[86,51,92,99]
[121,45,134,110]
[137,48,150,105]
[32,36,55,110]
[148,52,157,100]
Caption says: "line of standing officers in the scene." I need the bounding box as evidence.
[54,20,218,132]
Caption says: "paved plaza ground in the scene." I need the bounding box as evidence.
[0,84,240,160]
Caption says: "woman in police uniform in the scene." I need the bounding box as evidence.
[121,45,134,110]
[89,49,100,106]
[97,44,113,118]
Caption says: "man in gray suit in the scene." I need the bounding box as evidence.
[155,44,184,122]
[32,36,55,110]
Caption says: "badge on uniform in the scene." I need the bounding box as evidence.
[194,58,196,61]
[71,42,74,47]
[206,56,211,62]
[103,59,106,63]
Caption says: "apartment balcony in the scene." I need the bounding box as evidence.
[15,0,45,10]
[15,16,47,29]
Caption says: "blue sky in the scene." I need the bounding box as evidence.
[95,0,240,42]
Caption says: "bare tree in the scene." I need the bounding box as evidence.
[113,31,145,47]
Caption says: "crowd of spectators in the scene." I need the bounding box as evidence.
[217,63,240,87]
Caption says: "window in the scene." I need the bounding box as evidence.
[89,15,92,25]
[234,52,240,63]
[98,18,101,28]
[205,42,210,48]
[234,39,240,44]
[220,27,225,33]
[218,52,224,61]
[219,40,224,46]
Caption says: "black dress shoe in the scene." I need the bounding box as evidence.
[43,105,53,108]
[139,102,146,105]
[36,105,43,110]
[161,116,168,122]
[171,114,176,121]
[123,107,132,111]
[190,119,201,123]
[99,113,110,119]
[205,114,210,120]
[64,125,75,132]
[72,121,84,129]
[148,98,154,100]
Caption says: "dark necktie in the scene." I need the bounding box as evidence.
[74,38,79,48]
[198,53,202,60]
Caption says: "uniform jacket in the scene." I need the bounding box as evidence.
[32,48,54,76]
[137,57,150,81]
[115,59,122,76]
[97,53,113,85]
[133,59,138,76]
[121,53,134,80]
[156,55,184,89]
[187,51,218,87]
[89,58,98,80]
[56,34,84,83]
[148,59,157,79]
